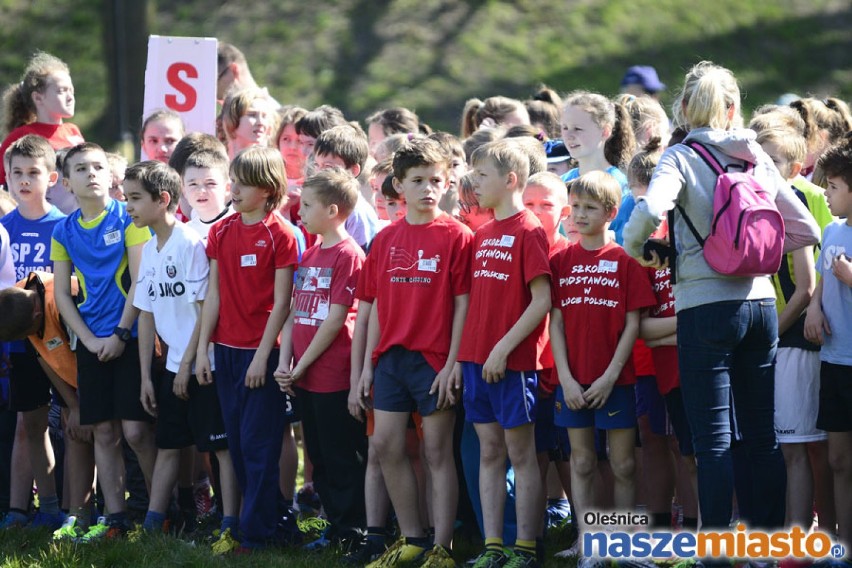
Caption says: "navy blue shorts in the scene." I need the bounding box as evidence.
[534,393,570,460]
[154,370,229,452]
[664,388,694,456]
[554,384,636,430]
[635,375,668,436]
[373,346,440,417]
[462,362,536,429]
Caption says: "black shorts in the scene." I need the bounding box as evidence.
[76,339,152,425]
[816,361,852,433]
[373,346,440,417]
[155,370,228,452]
[8,348,52,412]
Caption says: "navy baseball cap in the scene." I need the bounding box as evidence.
[621,66,665,93]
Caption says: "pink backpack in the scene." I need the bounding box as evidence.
[677,142,785,277]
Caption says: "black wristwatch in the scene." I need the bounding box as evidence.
[113,326,132,342]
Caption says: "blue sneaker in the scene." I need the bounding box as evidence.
[545,498,571,529]
[0,511,28,529]
[31,510,67,530]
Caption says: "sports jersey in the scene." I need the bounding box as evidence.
[459,209,550,371]
[1,206,65,281]
[50,199,151,338]
[17,272,78,387]
[772,182,835,351]
[2,206,66,353]
[133,223,212,373]
[550,241,656,386]
[186,206,235,244]
[206,210,299,349]
[538,235,571,395]
[358,214,473,372]
[816,221,852,366]
[643,220,679,394]
[292,237,364,392]
[0,123,85,185]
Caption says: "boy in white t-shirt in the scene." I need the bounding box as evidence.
[125,160,241,552]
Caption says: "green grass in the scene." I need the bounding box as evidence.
[1,0,849,149]
[0,522,581,567]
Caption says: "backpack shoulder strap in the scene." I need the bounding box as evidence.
[686,141,725,175]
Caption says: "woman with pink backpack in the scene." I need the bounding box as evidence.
[622,62,820,538]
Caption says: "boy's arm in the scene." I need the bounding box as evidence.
[430,293,469,409]
[52,260,102,354]
[137,310,157,416]
[482,274,551,383]
[35,359,90,443]
[778,246,815,336]
[277,304,349,394]
[196,260,220,385]
[99,242,144,362]
[583,309,641,409]
[349,300,372,420]
[549,307,587,410]
[639,314,677,340]
[275,308,296,379]
[245,266,294,389]
[359,301,381,404]
[804,277,829,345]
[646,333,677,348]
[173,301,204,400]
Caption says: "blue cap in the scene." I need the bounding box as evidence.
[544,140,571,163]
[620,66,665,93]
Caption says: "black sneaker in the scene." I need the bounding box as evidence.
[342,536,388,565]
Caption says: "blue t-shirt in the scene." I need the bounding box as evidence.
[562,166,633,245]
[345,195,380,251]
[51,199,151,338]
[817,221,852,366]
[1,206,66,352]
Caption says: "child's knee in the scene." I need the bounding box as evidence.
[609,454,636,481]
[93,420,122,444]
[479,438,507,466]
[122,421,153,449]
[571,450,597,478]
[828,446,852,474]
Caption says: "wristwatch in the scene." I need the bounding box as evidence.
[113,326,132,342]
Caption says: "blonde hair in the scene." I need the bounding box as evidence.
[461,96,528,138]
[303,166,360,217]
[229,146,286,211]
[564,91,636,169]
[616,94,670,148]
[221,87,277,142]
[527,171,568,205]
[674,61,742,131]
[470,139,530,189]
[569,171,622,212]
[755,126,806,178]
[627,137,664,189]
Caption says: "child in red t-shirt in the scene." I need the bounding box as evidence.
[549,171,656,539]
[356,138,473,565]
[460,140,552,566]
[274,168,368,546]
[195,147,299,550]
[522,171,574,539]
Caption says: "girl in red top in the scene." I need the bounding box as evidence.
[0,52,84,186]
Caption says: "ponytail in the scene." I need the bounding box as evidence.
[460,98,483,139]
[604,102,636,170]
[789,98,819,153]
[824,97,852,144]
[676,61,741,131]
[1,83,34,137]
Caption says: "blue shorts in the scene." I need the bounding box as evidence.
[635,375,668,436]
[554,384,636,429]
[534,394,570,460]
[462,362,537,429]
[373,346,440,417]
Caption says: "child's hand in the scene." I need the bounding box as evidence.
[348,385,364,422]
[64,406,92,443]
[140,378,158,417]
[482,345,508,383]
[561,377,587,410]
[804,306,830,345]
[832,254,852,286]
[359,370,374,411]
[430,362,460,409]
[173,365,191,401]
[275,371,295,396]
[584,376,615,409]
[98,335,126,362]
[196,351,213,385]
[245,357,267,389]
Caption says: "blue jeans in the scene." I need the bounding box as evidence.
[677,299,786,530]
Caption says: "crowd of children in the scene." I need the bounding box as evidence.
[0,47,850,568]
